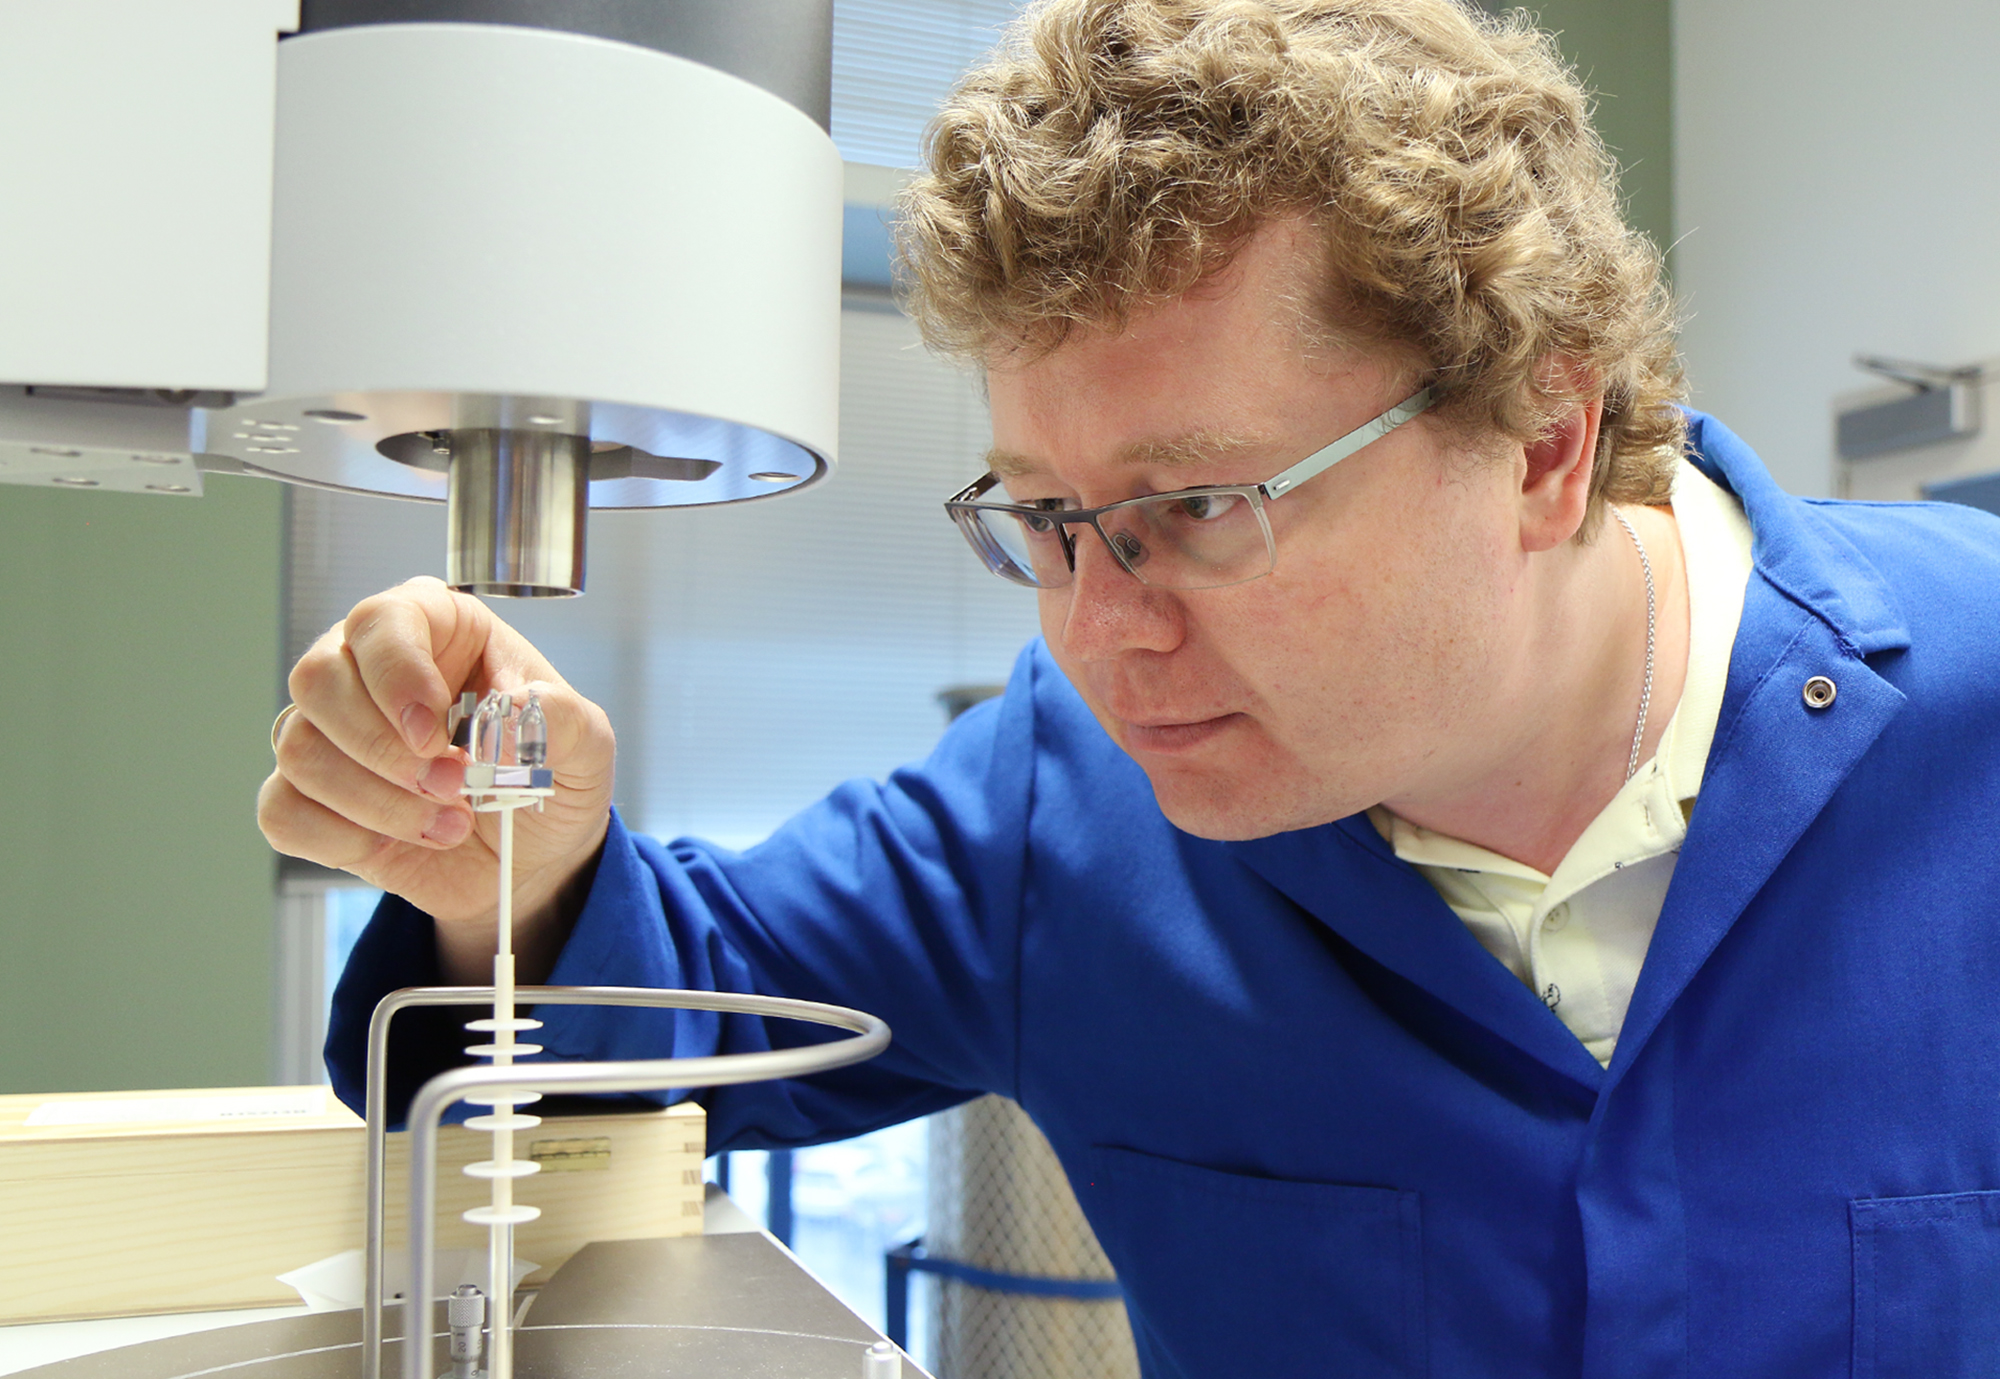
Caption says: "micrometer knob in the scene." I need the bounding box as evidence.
[447,1284,486,1352]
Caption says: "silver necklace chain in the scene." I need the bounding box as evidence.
[1610,506,1657,783]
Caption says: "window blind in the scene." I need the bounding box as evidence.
[831,0,1026,168]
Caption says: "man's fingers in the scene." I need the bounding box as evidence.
[257,771,396,878]
[341,579,484,754]
[259,773,462,904]
[288,627,446,800]
[343,578,574,759]
[515,678,617,786]
[274,713,475,849]
[266,579,613,933]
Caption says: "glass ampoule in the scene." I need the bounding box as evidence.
[469,691,508,765]
[517,690,547,769]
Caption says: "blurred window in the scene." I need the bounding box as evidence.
[833,0,1023,167]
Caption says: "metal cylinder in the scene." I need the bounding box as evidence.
[294,0,835,130]
[446,428,589,597]
[446,1283,485,1379]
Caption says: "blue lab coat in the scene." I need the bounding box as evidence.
[331,414,2000,1377]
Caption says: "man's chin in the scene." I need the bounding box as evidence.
[1143,770,1347,842]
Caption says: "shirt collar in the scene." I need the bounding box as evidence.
[1656,453,1756,803]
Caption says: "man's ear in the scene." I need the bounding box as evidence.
[1519,388,1604,554]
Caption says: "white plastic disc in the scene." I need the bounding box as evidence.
[470,793,551,813]
[463,1090,542,1107]
[464,1113,543,1133]
[463,1043,545,1059]
[463,1159,542,1180]
[465,1017,543,1033]
[463,1204,542,1226]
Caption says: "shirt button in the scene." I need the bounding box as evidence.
[1803,675,1837,709]
[1545,903,1569,931]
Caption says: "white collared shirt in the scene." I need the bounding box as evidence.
[1370,458,1755,1067]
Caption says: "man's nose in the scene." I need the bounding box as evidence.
[1055,526,1185,659]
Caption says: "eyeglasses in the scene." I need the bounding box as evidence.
[944,385,1436,591]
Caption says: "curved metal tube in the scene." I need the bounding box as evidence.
[361,985,892,1379]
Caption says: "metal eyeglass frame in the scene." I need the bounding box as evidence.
[945,384,1437,589]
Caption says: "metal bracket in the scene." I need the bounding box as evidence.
[1837,356,1984,461]
[1853,355,1984,392]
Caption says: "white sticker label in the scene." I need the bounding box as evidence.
[26,1090,327,1127]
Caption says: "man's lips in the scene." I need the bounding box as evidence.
[1116,712,1244,752]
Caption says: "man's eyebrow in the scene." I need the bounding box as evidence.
[1117,430,1269,468]
[981,431,1270,478]
[984,447,1042,478]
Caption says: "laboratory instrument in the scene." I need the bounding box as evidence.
[0,8,917,1372]
[0,1,843,595]
[353,691,898,1379]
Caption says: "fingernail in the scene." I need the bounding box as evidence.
[401,703,438,750]
[424,809,471,847]
[421,756,463,798]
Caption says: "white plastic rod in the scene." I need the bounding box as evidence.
[463,792,546,1379]
[455,754,553,1379]
[487,805,516,1379]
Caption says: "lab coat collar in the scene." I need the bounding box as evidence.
[1683,411,1910,656]
[1239,817,1612,1090]
[1599,411,1910,1092]
[1233,412,1911,1095]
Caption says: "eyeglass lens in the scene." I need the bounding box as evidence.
[958,490,1274,590]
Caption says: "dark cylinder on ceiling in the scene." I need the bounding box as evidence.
[293,0,834,128]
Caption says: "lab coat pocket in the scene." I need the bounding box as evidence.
[1852,1190,2000,1378]
[1083,1144,1424,1378]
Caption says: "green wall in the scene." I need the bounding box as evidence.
[1519,0,1676,262]
[0,475,283,1094]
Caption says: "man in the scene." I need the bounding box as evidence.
[261,2,2000,1374]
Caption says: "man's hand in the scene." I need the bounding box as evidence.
[258,577,615,983]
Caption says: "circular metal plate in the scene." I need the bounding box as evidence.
[200,392,826,508]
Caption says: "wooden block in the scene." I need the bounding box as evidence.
[0,1086,705,1324]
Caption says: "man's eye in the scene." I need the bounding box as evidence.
[1170,492,1237,522]
[1018,498,1068,536]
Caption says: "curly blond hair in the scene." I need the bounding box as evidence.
[896,0,1683,520]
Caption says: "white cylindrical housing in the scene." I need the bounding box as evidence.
[204,22,843,509]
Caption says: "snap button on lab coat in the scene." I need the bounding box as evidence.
[1803,676,1837,709]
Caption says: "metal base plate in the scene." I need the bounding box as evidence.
[12,1235,928,1379]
